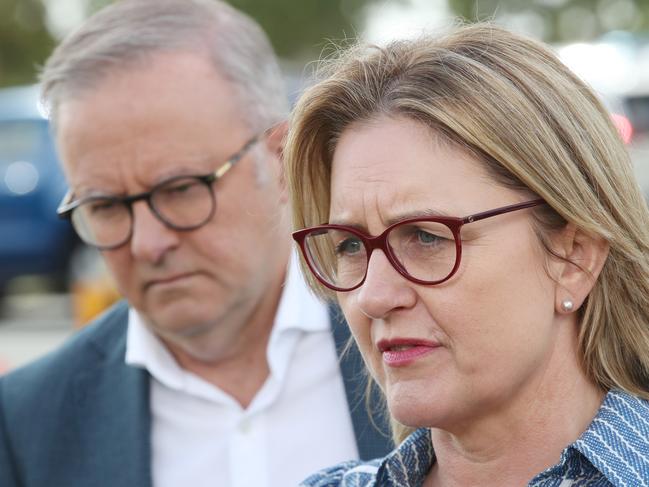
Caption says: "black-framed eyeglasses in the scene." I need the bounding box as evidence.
[292,199,545,292]
[57,134,261,250]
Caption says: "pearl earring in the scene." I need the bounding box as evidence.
[561,299,574,312]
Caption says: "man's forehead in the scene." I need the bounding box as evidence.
[53,49,237,119]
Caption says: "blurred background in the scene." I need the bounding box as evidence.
[1,0,648,373]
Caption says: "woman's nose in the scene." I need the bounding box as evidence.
[355,249,417,320]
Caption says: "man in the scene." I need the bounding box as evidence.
[0,1,390,486]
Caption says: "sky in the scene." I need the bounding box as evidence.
[42,0,87,39]
[362,0,453,44]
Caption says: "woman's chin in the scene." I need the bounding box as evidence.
[387,387,448,429]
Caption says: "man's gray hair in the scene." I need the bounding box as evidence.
[40,0,288,132]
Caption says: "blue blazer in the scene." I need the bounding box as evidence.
[0,301,391,486]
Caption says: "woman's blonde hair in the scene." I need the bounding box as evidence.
[286,23,649,442]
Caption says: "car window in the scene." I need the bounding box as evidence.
[0,120,48,162]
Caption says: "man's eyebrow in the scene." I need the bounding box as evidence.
[72,187,121,199]
[152,162,211,185]
[71,160,215,200]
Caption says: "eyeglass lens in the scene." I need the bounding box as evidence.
[70,176,215,248]
[302,221,458,290]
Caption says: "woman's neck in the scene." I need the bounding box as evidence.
[423,341,605,487]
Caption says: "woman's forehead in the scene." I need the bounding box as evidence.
[327,116,506,222]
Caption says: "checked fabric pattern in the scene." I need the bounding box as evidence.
[301,390,649,487]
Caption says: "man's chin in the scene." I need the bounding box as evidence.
[144,299,216,338]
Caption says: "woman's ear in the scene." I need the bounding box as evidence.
[553,223,609,314]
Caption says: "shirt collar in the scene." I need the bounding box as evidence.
[125,250,330,398]
[375,428,434,486]
[125,308,187,391]
[272,250,330,335]
[531,389,649,486]
[569,389,649,486]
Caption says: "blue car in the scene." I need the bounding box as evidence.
[0,85,79,296]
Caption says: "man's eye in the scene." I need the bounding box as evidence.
[167,182,196,193]
[88,200,119,214]
[160,179,203,197]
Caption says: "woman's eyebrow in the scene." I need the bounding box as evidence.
[384,208,451,227]
[328,208,452,229]
[326,219,367,230]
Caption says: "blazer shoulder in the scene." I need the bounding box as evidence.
[0,300,151,487]
[0,300,130,405]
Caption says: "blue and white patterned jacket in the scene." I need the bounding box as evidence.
[301,390,649,487]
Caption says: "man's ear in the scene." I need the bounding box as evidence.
[264,121,288,201]
[553,223,609,314]
[264,121,287,160]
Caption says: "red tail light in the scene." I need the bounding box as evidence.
[611,113,634,144]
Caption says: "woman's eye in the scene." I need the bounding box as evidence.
[416,230,441,245]
[335,237,363,256]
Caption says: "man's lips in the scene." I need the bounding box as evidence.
[144,272,197,290]
[376,338,441,367]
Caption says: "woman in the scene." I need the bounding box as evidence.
[286,24,649,486]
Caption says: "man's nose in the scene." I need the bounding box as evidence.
[355,249,417,320]
[129,202,180,264]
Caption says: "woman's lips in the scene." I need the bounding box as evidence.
[377,339,440,367]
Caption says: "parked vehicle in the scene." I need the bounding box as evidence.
[0,85,79,298]
[558,32,649,143]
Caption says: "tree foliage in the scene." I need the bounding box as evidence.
[2,0,380,87]
[227,0,380,59]
[0,0,55,87]
[448,0,649,42]
[8,0,644,88]
[87,0,380,60]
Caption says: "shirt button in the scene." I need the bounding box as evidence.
[238,419,251,434]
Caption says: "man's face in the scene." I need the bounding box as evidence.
[56,52,289,361]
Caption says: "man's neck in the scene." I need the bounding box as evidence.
[160,252,290,408]
[171,339,273,408]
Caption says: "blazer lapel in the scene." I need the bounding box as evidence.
[73,303,152,487]
[329,304,393,460]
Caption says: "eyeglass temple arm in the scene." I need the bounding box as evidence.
[213,136,255,179]
[57,190,75,219]
[212,121,286,180]
[462,199,545,224]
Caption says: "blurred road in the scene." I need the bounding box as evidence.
[0,293,74,374]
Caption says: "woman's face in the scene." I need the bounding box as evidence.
[330,116,562,430]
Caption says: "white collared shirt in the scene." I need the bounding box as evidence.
[126,253,358,487]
